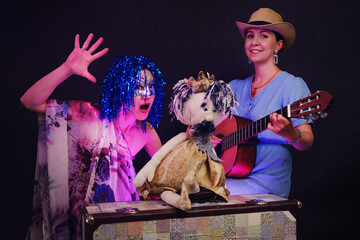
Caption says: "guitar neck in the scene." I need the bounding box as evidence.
[221,106,288,151]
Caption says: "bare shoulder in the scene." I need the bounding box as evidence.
[142,122,162,156]
[144,122,160,139]
[132,121,159,140]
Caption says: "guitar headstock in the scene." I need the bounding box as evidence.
[290,90,334,121]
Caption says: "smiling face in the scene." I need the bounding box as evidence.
[131,69,156,121]
[245,28,283,65]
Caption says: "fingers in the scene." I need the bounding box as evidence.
[270,113,279,121]
[92,47,109,60]
[267,122,275,132]
[70,33,108,82]
[268,113,294,136]
[270,113,285,124]
[88,37,104,53]
[83,71,96,83]
[81,33,94,50]
[267,113,276,130]
[75,33,108,57]
[268,113,281,131]
[74,34,80,48]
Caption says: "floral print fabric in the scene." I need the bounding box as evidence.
[27,100,138,240]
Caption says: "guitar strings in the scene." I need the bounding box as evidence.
[221,105,290,151]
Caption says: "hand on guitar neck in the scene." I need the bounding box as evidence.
[268,112,313,151]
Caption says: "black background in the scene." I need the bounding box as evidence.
[1,0,358,238]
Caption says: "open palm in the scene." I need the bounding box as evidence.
[65,33,109,83]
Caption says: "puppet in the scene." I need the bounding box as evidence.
[133,71,237,210]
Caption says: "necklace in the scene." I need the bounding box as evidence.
[251,68,281,97]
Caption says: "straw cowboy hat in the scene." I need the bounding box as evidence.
[236,8,296,53]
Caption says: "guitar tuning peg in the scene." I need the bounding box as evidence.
[313,114,319,120]
[321,112,328,118]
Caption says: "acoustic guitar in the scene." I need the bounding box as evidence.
[214,90,334,178]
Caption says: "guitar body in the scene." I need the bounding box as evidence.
[215,116,258,178]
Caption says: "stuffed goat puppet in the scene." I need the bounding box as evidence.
[133,71,237,210]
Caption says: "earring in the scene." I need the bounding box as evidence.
[273,50,278,65]
[248,58,252,64]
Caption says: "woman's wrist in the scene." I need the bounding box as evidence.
[287,128,301,145]
[60,62,75,78]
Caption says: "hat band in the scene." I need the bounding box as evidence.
[247,21,272,25]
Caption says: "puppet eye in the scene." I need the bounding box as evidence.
[201,102,208,111]
[212,108,217,113]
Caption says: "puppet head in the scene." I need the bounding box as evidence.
[99,56,166,130]
[169,71,237,128]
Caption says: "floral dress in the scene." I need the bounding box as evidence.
[27,99,138,240]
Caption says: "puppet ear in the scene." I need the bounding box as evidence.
[187,71,215,93]
[187,76,195,89]
[209,74,215,81]
[197,71,206,80]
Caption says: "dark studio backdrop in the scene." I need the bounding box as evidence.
[1,0,358,238]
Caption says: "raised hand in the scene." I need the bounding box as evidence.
[20,33,109,114]
[65,33,109,83]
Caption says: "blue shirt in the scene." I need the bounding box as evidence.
[225,71,311,198]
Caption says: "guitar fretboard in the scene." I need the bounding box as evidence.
[221,105,289,151]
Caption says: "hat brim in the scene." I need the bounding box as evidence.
[235,21,296,53]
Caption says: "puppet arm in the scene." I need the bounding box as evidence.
[134,132,187,186]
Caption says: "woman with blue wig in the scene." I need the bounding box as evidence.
[21,33,166,240]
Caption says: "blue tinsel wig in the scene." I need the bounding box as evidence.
[100,56,166,130]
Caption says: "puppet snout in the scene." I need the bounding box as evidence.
[206,115,214,122]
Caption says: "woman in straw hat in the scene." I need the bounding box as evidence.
[225,8,314,198]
